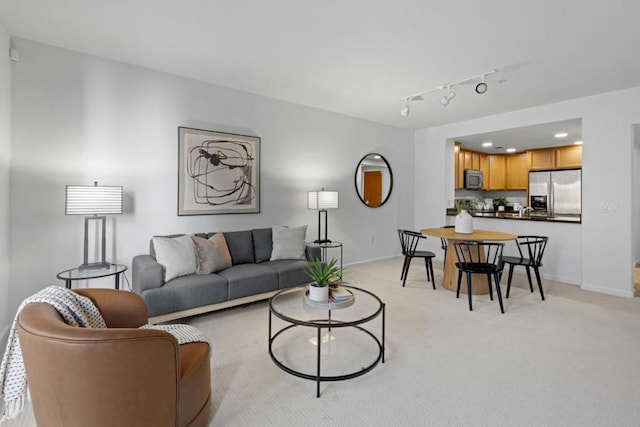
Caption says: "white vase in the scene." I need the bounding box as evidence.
[308,283,329,302]
[455,210,474,234]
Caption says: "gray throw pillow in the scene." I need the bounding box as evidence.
[270,225,308,260]
[191,233,233,274]
[252,228,273,263]
[152,235,197,281]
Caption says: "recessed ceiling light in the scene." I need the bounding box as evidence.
[482,141,493,147]
[554,132,568,138]
[574,140,583,145]
[506,148,516,153]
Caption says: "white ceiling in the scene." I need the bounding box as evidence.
[1,1,640,132]
[456,118,582,153]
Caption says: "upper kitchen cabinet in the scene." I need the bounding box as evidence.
[529,148,555,170]
[505,152,528,190]
[555,145,582,168]
[479,153,488,190]
[487,154,506,190]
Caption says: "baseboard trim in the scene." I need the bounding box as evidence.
[344,254,397,267]
[580,282,635,298]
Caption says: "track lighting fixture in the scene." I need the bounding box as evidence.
[400,69,497,116]
[475,75,488,94]
[440,86,456,107]
[400,100,410,117]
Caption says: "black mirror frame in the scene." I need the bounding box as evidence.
[354,153,393,208]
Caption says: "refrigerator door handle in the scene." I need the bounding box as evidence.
[549,180,554,217]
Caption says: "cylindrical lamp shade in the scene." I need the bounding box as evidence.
[308,190,338,210]
[65,185,123,215]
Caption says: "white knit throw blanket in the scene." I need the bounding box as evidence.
[0,286,210,421]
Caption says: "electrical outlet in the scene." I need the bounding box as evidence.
[369,235,375,244]
[602,202,619,213]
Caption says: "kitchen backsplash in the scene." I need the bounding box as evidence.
[453,190,527,210]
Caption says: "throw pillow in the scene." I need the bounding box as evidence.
[191,233,233,274]
[152,235,197,282]
[270,225,307,260]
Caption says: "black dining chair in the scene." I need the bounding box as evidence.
[502,235,549,301]
[398,229,436,289]
[440,225,455,264]
[453,241,506,313]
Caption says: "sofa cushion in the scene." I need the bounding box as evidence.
[261,259,311,289]
[224,231,255,265]
[142,273,229,317]
[270,225,307,260]
[252,228,273,263]
[217,264,278,300]
[191,233,232,274]
[152,235,197,281]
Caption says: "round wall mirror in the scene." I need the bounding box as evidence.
[354,153,393,208]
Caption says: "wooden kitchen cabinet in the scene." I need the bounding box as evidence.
[479,153,488,190]
[529,148,555,170]
[506,152,528,189]
[555,145,582,168]
[487,154,506,190]
[454,143,462,189]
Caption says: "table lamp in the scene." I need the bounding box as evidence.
[65,182,123,270]
[307,188,338,244]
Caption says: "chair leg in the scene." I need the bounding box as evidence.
[428,258,436,290]
[533,266,545,301]
[423,258,431,282]
[466,273,473,311]
[486,274,493,300]
[400,256,409,280]
[456,270,463,298]
[493,273,505,313]
[525,266,534,292]
[402,258,412,287]
[506,264,515,298]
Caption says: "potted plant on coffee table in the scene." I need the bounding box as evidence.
[305,258,343,302]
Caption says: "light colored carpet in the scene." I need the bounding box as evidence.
[6,258,640,426]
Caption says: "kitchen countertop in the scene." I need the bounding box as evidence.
[446,209,581,223]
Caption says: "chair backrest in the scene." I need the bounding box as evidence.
[397,229,407,254]
[399,230,425,256]
[514,235,549,266]
[453,241,505,270]
[440,225,454,251]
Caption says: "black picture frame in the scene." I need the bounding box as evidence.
[178,126,260,215]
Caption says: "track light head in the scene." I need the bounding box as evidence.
[475,82,488,94]
[400,103,410,117]
[440,88,456,107]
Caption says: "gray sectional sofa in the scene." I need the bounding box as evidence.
[132,228,320,323]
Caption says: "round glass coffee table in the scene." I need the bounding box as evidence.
[268,284,385,397]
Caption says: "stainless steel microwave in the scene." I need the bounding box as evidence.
[464,169,483,190]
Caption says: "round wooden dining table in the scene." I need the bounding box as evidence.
[420,228,517,295]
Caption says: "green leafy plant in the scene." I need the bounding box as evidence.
[493,197,508,207]
[305,258,343,287]
[454,198,480,214]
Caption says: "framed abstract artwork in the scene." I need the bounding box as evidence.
[178,126,260,215]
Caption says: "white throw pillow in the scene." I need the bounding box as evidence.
[152,235,197,281]
[270,225,308,260]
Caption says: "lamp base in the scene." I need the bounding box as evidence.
[79,262,111,271]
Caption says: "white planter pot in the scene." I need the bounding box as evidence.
[455,210,474,234]
[308,283,329,302]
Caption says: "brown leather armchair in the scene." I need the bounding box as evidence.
[17,288,211,427]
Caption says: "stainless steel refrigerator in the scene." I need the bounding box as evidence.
[529,169,581,217]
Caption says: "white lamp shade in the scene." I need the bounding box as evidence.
[65,185,123,215]
[307,190,338,210]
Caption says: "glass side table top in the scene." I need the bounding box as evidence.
[56,264,127,281]
[270,284,383,327]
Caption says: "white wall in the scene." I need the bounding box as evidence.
[634,124,640,267]
[415,87,640,298]
[7,39,414,318]
[0,25,11,328]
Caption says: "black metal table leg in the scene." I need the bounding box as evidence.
[316,326,321,397]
